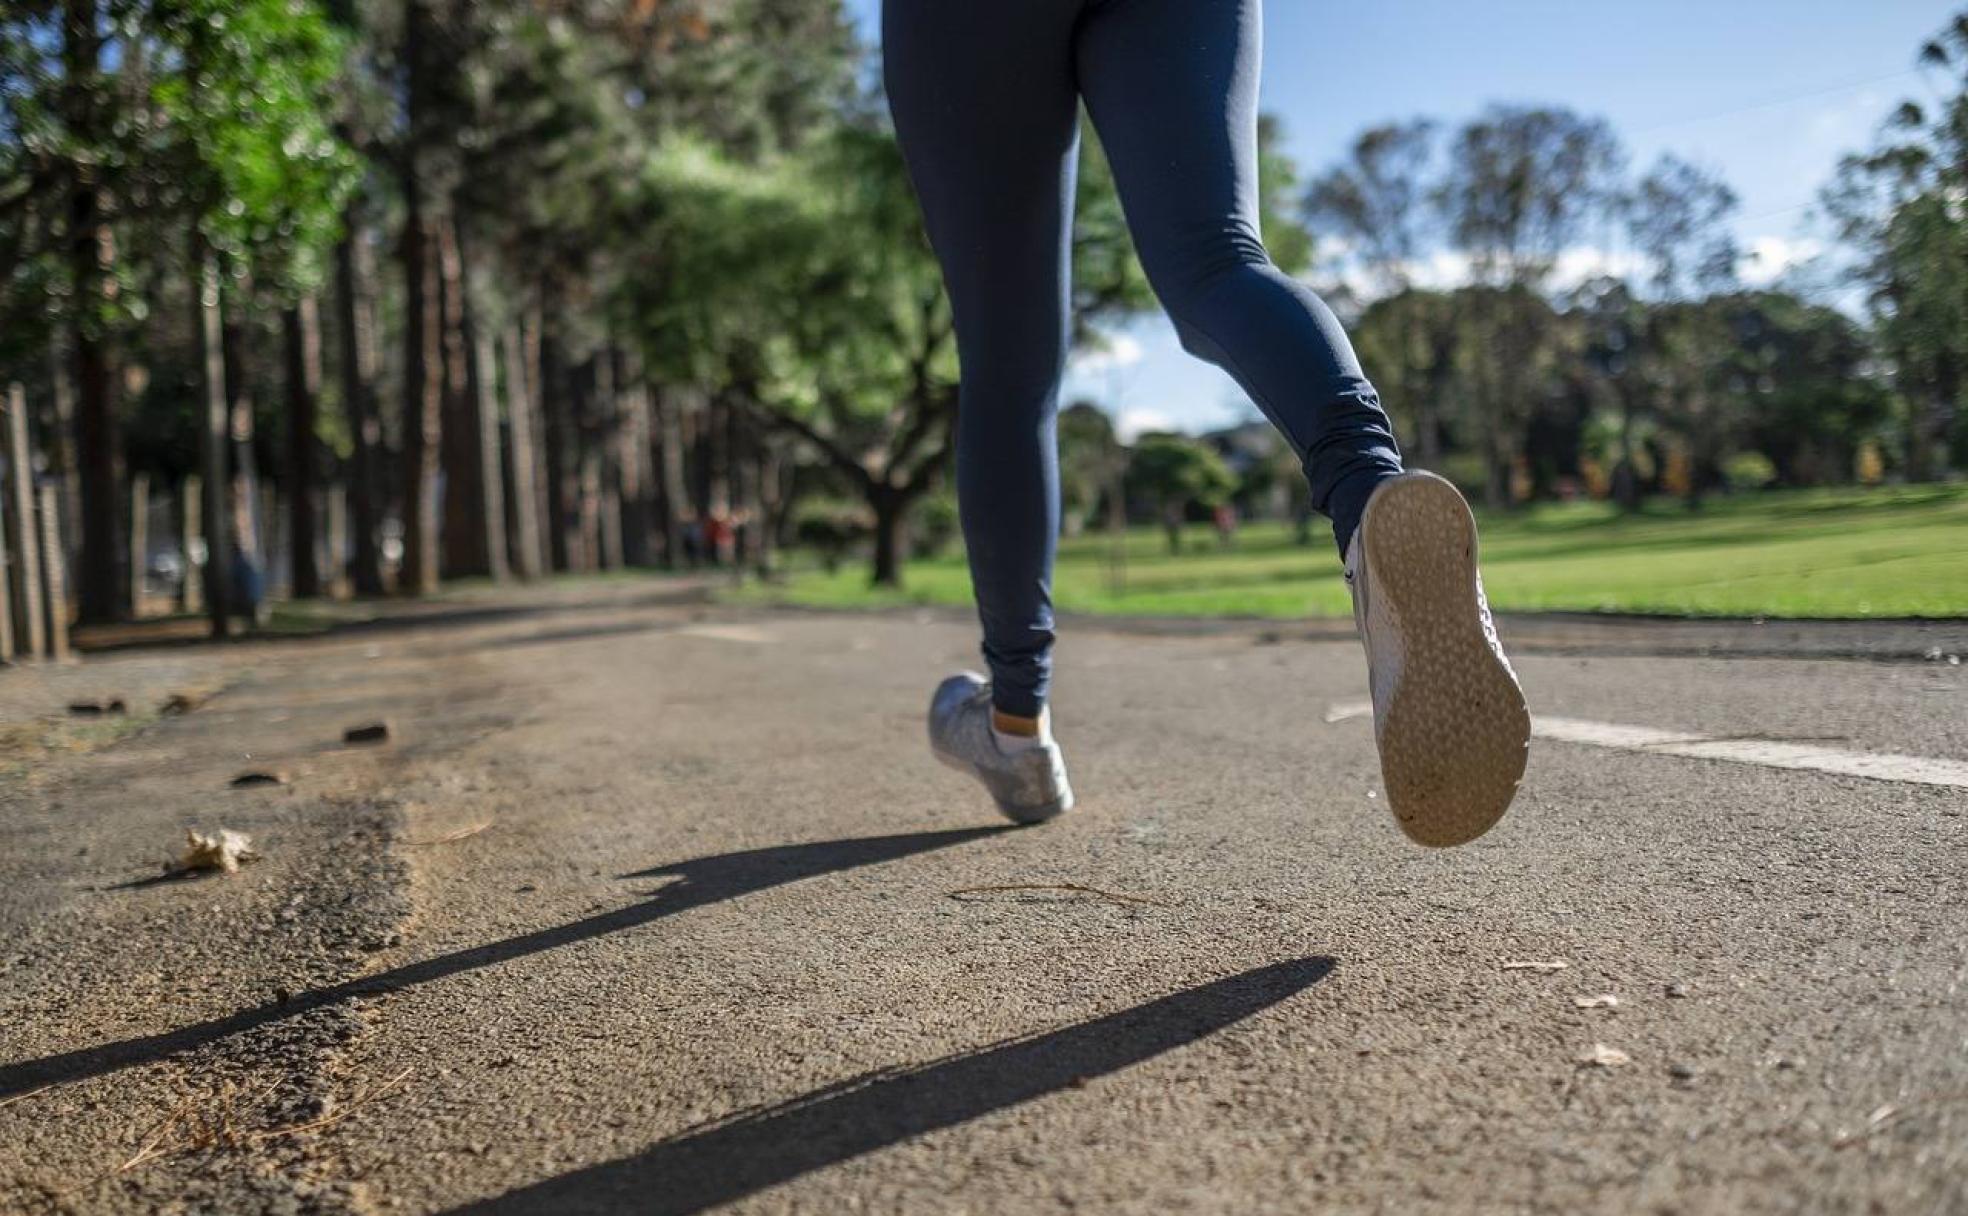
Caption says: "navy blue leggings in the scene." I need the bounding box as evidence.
[885,0,1403,718]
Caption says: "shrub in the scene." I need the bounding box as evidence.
[1724,451,1778,491]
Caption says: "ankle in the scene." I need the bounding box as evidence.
[990,707,1051,753]
[991,708,1041,737]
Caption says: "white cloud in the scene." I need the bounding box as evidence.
[1114,408,1175,442]
[1329,245,1650,300]
[1330,238,1837,299]
[1550,247,1649,286]
[1738,235,1825,286]
[1069,333,1145,375]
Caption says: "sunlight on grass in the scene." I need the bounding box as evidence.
[735,485,1968,620]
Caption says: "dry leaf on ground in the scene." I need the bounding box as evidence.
[176,829,260,875]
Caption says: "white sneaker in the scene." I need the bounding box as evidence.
[927,673,1074,825]
[1345,471,1529,846]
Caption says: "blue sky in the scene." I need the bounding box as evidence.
[845,0,1957,436]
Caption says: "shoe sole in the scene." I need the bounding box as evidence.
[930,744,1074,826]
[1358,472,1530,847]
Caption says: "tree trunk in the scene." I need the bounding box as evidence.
[46,343,81,574]
[870,488,907,587]
[501,325,544,580]
[539,296,573,572]
[334,220,385,596]
[728,403,759,568]
[1613,383,1642,511]
[703,392,731,565]
[520,306,553,572]
[261,483,283,591]
[593,350,623,571]
[616,351,655,568]
[37,484,70,660]
[192,246,230,633]
[655,385,690,568]
[68,210,120,623]
[467,282,509,582]
[222,297,266,621]
[398,208,442,596]
[126,471,148,616]
[398,0,442,597]
[324,484,347,595]
[437,213,492,578]
[567,357,599,572]
[65,0,122,625]
[1412,398,1441,469]
[178,476,202,611]
[3,383,46,656]
[0,509,13,661]
[222,307,258,564]
[1417,320,1456,469]
[1484,433,1510,510]
[283,297,323,598]
[754,442,781,576]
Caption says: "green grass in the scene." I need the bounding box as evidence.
[735,484,1968,620]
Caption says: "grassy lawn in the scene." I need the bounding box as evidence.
[735,484,1968,620]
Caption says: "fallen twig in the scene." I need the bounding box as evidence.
[947,883,1165,908]
[117,1094,197,1173]
[0,1083,55,1111]
[104,1066,409,1184]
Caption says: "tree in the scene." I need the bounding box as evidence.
[395,0,449,596]
[283,295,324,597]
[1621,154,1739,505]
[1563,275,1651,503]
[0,0,132,624]
[1718,292,1892,487]
[1624,154,1738,299]
[0,0,354,626]
[1822,12,1968,479]
[1437,105,1623,505]
[1305,120,1445,464]
[1305,120,1438,297]
[632,111,1161,587]
[1057,401,1121,535]
[1125,433,1236,554]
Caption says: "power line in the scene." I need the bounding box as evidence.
[1629,66,1920,137]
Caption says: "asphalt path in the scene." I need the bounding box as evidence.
[3,587,1963,1214]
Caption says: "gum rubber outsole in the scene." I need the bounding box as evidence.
[1358,473,1530,847]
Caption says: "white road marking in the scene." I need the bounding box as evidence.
[674,624,777,645]
[1324,702,1968,790]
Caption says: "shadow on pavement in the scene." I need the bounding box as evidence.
[73,583,709,655]
[448,957,1336,1215]
[0,827,1005,1099]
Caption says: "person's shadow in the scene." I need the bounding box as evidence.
[0,826,1007,1099]
[447,956,1337,1215]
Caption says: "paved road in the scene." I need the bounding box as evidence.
[2,585,1964,1214]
